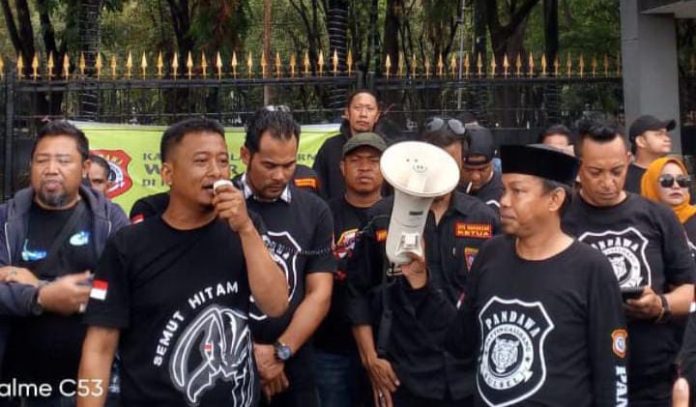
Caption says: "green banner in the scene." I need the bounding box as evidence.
[77,122,338,214]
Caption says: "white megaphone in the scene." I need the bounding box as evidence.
[380,141,461,265]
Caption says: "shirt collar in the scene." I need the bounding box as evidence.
[240,173,292,204]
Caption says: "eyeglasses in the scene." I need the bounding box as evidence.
[658,174,691,188]
[423,117,466,137]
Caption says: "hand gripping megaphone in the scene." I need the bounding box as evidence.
[380,141,461,265]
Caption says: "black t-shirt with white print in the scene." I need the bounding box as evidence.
[466,236,628,406]
[563,192,696,388]
[4,201,97,386]
[84,217,256,407]
[244,185,336,344]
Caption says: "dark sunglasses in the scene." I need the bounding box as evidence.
[658,174,691,188]
[423,117,466,137]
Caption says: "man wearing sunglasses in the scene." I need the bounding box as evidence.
[347,117,499,406]
[624,115,677,194]
[563,122,695,406]
[459,125,504,215]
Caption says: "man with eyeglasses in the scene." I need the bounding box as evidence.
[459,125,504,214]
[347,116,499,406]
[624,115,677,194]
[313,90,381,201]
[562,121,695,406]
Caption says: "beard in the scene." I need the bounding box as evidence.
[37,187,70,208]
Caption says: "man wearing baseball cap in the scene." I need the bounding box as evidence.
[459,124,504,214]
[313,132,386,407]
[625,115,677,193]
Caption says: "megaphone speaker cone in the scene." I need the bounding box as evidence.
[380,141,461,265]
[380,141,461,197]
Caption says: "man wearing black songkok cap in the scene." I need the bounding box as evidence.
[399,144,629,406]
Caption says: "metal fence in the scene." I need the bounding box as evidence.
[1,49,691,200]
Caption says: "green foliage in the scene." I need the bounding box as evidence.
[525,0,620,56]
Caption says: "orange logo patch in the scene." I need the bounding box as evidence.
[294,177,318,191]
[612,329,628,358]
[455,222,492,239]
[375,229,388,242]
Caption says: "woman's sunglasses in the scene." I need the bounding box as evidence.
[658,174,691,188]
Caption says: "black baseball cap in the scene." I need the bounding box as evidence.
[501,144,579,186]
[629,115,676,143]
[464,124,495,165]
[342,132,387,157]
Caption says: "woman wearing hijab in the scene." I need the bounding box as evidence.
[641,156,696,254]
[643,156,696,407]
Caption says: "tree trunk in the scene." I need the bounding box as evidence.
[326,0,349,108]
[383,0,402,76]
[473,0,487,69]
[544,0,559,65]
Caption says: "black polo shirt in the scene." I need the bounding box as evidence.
[563,192,696,402]
[313,124,350,201]
[346,191,499,400]
[459,170,504,214]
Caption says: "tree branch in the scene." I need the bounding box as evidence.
[505,0,539,35]
[36,0,57,56]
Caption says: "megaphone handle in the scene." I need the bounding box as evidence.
[396,233,423,260]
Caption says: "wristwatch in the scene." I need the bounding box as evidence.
[656,294,672,323]
[273,341,293,362]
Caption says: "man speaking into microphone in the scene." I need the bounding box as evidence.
[78,118,288,407]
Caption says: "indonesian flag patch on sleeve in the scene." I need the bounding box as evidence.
[90,280,109,301]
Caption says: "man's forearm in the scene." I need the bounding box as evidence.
[667,284,694,317]
[352,324,378,365]
[277,276,331,353]
[0,283,37,317]
[239,226,288,318]
[77,328,119,407]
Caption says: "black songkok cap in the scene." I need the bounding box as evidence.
[500,144,579,186]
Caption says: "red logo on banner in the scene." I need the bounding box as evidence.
[91,149,133,199]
